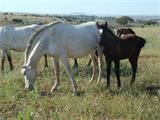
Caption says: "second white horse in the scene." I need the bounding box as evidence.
[0,24,48,71]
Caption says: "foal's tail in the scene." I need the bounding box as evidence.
[137,37,146,49]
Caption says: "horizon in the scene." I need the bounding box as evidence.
[1,11,160,18]
[0,0,160,16]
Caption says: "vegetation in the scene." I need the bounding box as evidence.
[143,20,158,25]
[116,16,134,25]
[0,13,160,120]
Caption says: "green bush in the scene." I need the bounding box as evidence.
[116,16,134,25]
[144,20,158,25]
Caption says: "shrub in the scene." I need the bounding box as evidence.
[144,20,158,25]
[12,18,23,23]
[116,16,134,25]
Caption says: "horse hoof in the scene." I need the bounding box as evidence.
[72,92,80,96]
[10,68,14,71]
[40,67,48,72]
[50,87,57,93]
[117,84,121,89]
[88,80,92,83]
[96,80,101,84]
[25,85,34,91]
[117,86,122,90]
[89,78,95,83]
[72,63,78,69]
[106,85,111,90]
[72,68,78,74]
[130,82,135,87]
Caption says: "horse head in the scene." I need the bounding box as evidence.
[96,22,108,30]
[21,65,37,90]
[97,22,111,45]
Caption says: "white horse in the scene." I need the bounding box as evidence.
[21,21,102,96]
[0,24,48,71]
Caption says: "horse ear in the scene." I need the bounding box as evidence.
[96,22,100,28]
[105,22,108,27]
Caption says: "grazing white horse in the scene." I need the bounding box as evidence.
[0,24,48,71]
[21,21,102,96]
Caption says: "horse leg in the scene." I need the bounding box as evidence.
[60,56,78,96]
[87,50,98,67]
[50,57,60,92]
[89,52,97,83]
[106,58,112,88]
[114,60,121,88]
[73,58,78,69]
[6,49,14,71]
[1,49,6,71]
[129,58,138,86]
[44,55,48,68]
[40,55,49,71]
[87,58,92,67]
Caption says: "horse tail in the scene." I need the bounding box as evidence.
[137,37,146,49]
[25,21,61,62]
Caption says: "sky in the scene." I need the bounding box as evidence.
[0,0,160,16]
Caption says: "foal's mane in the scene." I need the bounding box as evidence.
[25,21,62,62]
[105,27,120,42]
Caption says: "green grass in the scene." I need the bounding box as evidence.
[0,20,160,119]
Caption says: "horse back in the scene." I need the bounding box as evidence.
[121,34,146,50]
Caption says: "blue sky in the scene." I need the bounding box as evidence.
[0,0,159,16]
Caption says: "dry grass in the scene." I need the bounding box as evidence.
[0,15,160,119]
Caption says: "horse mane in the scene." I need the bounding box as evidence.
[105,27,120,42]
[128,28,135,34]
[25,21,62,62]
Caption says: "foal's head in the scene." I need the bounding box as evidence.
[96,22,116,45]
[21,65,37,90]
[96,22,108,30]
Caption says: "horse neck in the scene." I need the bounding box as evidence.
[105,30,121,44]
[25,22,59,62]
[25,41,46,68]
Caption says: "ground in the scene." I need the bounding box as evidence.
[0,15,160,119]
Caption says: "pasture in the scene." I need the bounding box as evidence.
[0,15,160,119]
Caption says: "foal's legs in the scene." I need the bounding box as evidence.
[6,49,14,71]
[114,60,121,88]
[129,57,138,86]
[1,49,6,71]
[50,57,60,92]
[105,58,112,88]
[60,56,78,96]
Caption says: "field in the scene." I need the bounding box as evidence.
[0,14,160,120]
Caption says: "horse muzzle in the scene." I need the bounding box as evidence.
[25,84,34,91]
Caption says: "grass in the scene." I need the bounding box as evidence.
[0,17,160,119]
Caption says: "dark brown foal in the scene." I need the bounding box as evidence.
[97,22,146,88]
